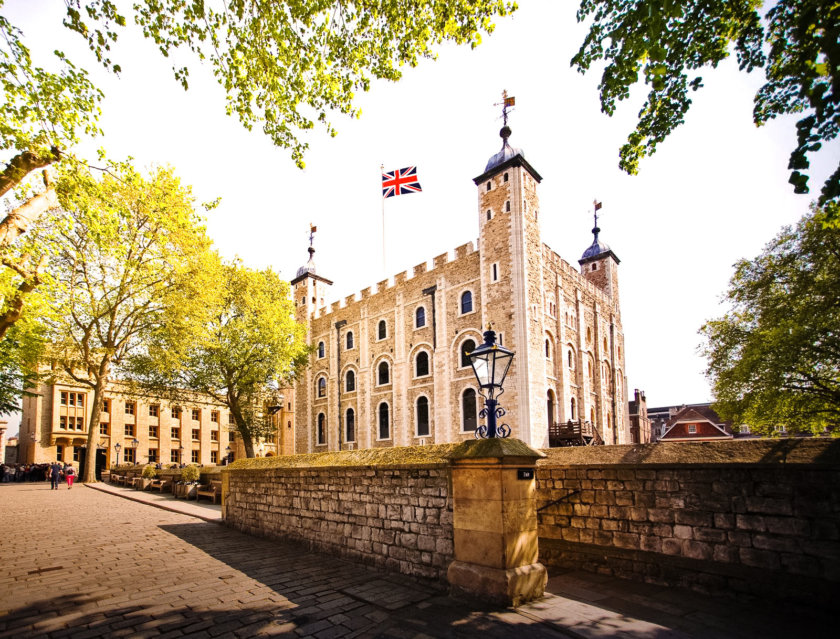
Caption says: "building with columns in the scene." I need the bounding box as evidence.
[291,123,629,453]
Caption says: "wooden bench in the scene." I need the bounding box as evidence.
[126,476,142,488]
[195,480,222,504]
[149,478,172,492]
[113,474,126,485]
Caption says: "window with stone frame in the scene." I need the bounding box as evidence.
[415,306,426,328]
[211,450,218,464]
[318,341,325,358]
[148,448,158,463]
[124,424,135,437]
[345,370,355,392]
[171,449,180,463]
[378,402,390,440]
[172,406,182,419]
[191,450,200,463]
[415,351,430,377]
[100,422,108,435]
[192,429,200,440]
[228,413,235,425]
[377,319,387,340]
[462,388,478,432]
[124,448,136,464]
[59,416,67,429]
[211,411,219,423]
[149,425,158,438]
[56,445,63,461]
[171,427,180,439]
[460,339,476,368]
[416,396,430,437]
[149,404,159,417]
[102,398,110,413]
[317,376,327,398]
[317,413,326,445]
[460,291,473,314]
[345,408,355,443]
[346,331,354,350]
[125,401,135,415]
[377,361,390,385]
[210,430,219,441]
[192,408,200,421]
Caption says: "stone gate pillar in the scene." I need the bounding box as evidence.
[446,438,547,606]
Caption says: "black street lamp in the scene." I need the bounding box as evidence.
[114,442,122,466]
[467,326,515,439]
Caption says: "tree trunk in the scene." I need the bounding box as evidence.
[82,361,111,483]
[0,149,59,199]
[0,258,42,340]
[0,184,59,250]
[227,392,256,457]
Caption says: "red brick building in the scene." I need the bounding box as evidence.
[659,405,733,442]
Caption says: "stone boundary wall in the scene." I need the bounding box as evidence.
[536,440,840,606]
[223,463,453,581]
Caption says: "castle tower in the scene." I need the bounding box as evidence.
[578,209,624,444]
[473,100,547,445]
[290,226,332,453]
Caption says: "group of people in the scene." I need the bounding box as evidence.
[0,462,77,487]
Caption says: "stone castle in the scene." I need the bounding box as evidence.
[291,123,629,453]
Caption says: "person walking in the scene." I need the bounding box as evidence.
[49,462,60,490]
[65,464,76,489]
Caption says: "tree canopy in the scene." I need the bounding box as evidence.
[574,0,839,210]
[42,161,217,481]
[701,203,840,435]
[130,262,309,458]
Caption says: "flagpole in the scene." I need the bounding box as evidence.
[381,164,386,276]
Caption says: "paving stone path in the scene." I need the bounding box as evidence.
[0,483,832,638]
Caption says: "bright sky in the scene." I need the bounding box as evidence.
[2,1,836,435]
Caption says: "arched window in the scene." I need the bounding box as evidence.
[378,402,390,439]
[460,339,476,368]
[317,413,326,445]
[317,377,326,398]
[547,389,555,426]
[317,341,325,358]
[345,370,355,392]
[345,408,355,442]
[346,331,354,350]
[505,200,511,212]
[415,351,429,377]
[378,319,387,340]
[545,339,551,359]
[586,327,592,343]
[416,396,430,437]
[503,172,509,182]
[460,291,473,314]
[568,349,574,369]
[570,397,577,420]
[415,307,426,328]
[378,361,390,385]
[462,388,478,432]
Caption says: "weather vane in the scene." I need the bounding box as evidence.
[495,90,516,125]
[308,223,317,248]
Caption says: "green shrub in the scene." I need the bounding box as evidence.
[141,465,158,479]
[181,465,200,483]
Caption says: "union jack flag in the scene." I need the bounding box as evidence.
[382,166,422,199]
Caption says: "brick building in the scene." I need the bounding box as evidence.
[17,380,293,472]
[628,389,652,444]
[658,405,734,442]
[292,124,630,452]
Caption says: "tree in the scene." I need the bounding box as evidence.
[131,262,309,458]
[43,162,217,482]
[573,0,839,209]
[700,203,840,435]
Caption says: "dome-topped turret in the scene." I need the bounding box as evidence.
[581,227,611,260]
[296,246,317,279]
[484,125,525,172]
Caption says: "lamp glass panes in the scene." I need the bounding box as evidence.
[468,331,514,392]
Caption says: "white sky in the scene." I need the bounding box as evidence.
[2,1,837,434]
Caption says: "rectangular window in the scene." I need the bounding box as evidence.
[60,391,67,405]
[688,424,697,434]
[59,416,67,429]
[192,429,200,440]
[68,393,76,406]
[149,425,158,438]
[125,401,135,416]
[229,431,236,442]
[149,404,159,417]
[100,423,108,435]
[73,446,81,462]
[192,408,200,421]
[124,448,135,464]
[56,445,63,461]
[75,417,84,430]
[228,413,235,425]
[210,430,218,441]
[102,398,110,413]
[491,262,499,283]
[172,406,181,419]
[170,449,180,463]
[124,424,135,437]
[148,448,158,463]
[210,450,218,464]
[211,411,219,423]
[191,450,199,463]
[171,427,180,439]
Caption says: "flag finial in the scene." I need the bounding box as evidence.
[592,200,603,241]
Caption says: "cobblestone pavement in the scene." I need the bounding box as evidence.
[0,483,833,638]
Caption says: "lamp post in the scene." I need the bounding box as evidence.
[114,442,122,466]
[178,445,184,464]
[132,438,139,464]
[467,326,515,439]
